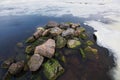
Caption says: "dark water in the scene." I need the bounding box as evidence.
[0,15,115,80]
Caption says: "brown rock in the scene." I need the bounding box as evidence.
[34,39,55,58]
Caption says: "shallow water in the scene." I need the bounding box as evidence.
[0,15,115,80]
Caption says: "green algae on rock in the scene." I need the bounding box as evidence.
[86,40,94,46]
[67,39,81,48]
[43,59,64,80]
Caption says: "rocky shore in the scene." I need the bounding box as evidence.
[1,21,115,80]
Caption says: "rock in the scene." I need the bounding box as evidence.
[8,61,24,75]
[37,27,44,31]
[34,39,55,58]
[25,45,34,54]
[1,58,14,68]
[86,40,94,46]
[42,29,50,36]
[74,27,85,37]
[84,46,98,54]
[93,34,97,41]
[33,28,44,39]
[50,27,63,36]
[28,54,44,71]
[79,33,88,39]
[59,23,70,29]
[80,48,86,59]
[25,36,36,43]
[67,40,81,48]
[16,42,24,48]
[46,21,59,28]
[43,59,64,80]
[71,23,80,29]
[56,36,67,48]
[62,28,75,37]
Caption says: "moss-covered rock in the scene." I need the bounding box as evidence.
[79,33,88,39]
[67,40,81,48]
[80,48,86,59]
[25,36,36,43]
[84,46,98,54]
[43,59,64,80]
[56,36,67,48]
[25,45,34,54]
[86,40,94,46]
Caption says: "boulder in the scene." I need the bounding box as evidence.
[84,46,98,54]
[8,61,24,75]
[28,54,44,71]
[50,27,63,36]
[59,23,70,29]
[67,40,81,48]
[43,59,64,80]
[86,40,94,46]
[25,36,36,43]
[42,29,50,36]
[62,28,75,37]
[74,27,85,37]
[71,23,80,29]
[33,28,44,39]
[1,58,14,68]
[56,36,67,48]
[46,21,59,28]
[25,45,34,54]
[34,39,55,58]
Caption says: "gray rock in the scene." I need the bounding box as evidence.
[46,21,59,28]
[33,28,44,39]
[42,29,50,36]
[67,39,81,48]
[56,36,67,48]
[28,54,44,71]
[62,28,75,37]
[50,27,63,36]
[34,39,55,58]
[8,61,24,75]
[71,23,80,29]
[59,23,70,29]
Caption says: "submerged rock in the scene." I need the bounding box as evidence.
[46,21,59,28]
[67,39,81,48]
[56,35,67,48]
[43,59,64,80]
[84,46,98,54]
[62,28,75,37]
[28,54,44,71]
[1,58,14,68]
[25,45,34,54]
[8,61,24,75]
[86,40,94,46]
[50,27,63,36]
[34,39,55,58]
[16,42,24,48]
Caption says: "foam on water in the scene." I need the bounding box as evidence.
[85,15,120,80]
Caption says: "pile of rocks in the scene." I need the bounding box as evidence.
[1,21,98,80]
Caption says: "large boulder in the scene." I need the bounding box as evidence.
[28,54,44,71]
[67,40,81,48]
[33,28,44,39]
[43,59,64,80]
[56,36,67,48]
[46,21,59,28]
[8,61,24,75]
[62,28,75,37]
[50,27,63,36]
[34,39,55,58]
[42,29,50,37]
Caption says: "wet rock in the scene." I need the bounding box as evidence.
[80,48,86,59]
[56,36,67,48]
[59,23,70,29]
[50,27,63,36]
[79,33,88,39]
[42,29,50,37]
[86,40,94,46]
[28,54,44,71]
[1,58,14,68]
[67,39,81,48]
[8,61,24,75]
[71,23,80,29]
[93,34,97,41]
[34,39,55,58]
[46,21,59,28]
[25,45,34,54]
[33,28,44,39]
[25,36,36,43]
[16,42,24,48]
[74,27,85,37]
[84,46,98,54]
[43,59,64,80]
[62,28,75,37]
